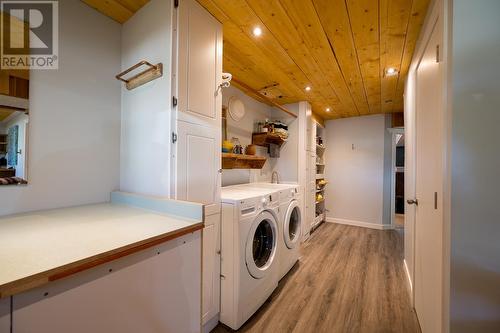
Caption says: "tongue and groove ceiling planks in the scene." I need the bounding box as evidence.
[82,0,431,120]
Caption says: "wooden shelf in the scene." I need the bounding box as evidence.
[252,133,286,148]
[222,153,266,169]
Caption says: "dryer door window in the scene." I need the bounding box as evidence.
[284,201,301,249]
[246,210,277,279]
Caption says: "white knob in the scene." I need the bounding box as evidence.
[261,197,267,205]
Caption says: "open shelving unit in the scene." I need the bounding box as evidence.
[313,124,327,229]
[0,134,7,154]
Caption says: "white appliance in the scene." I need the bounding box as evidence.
[220,187,280,330]
[234,183,303,280]
[277,186,302,279]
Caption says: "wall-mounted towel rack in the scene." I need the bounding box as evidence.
[116,61,163,90]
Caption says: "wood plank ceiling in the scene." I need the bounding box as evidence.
[199,0,430,119]
[82,0,430,120]
[81,0,149,24]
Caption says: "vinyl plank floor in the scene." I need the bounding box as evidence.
[212,223,421,333]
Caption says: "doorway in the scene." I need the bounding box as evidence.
[390,129,405,229]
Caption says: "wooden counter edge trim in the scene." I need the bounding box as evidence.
[0,222,204,299]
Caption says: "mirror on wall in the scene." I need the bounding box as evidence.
[0,11,30,186]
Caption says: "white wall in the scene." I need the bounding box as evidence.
[221,87,301,187]
[221,86,272,186]
[450,1,500,331]
[324,114,392,227]
[272,103,299,183]
[120,0,172,197]
[0,0,122,216]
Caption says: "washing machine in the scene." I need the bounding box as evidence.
[232,183,303,280]
[220,187,280,330]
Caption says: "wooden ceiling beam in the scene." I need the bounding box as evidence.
[231,78,297,118]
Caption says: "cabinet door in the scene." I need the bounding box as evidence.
[177,0,222,129]
[202,213,221,325]
[12,232,201,333]
[305,108,317,152]
[175,120,221,215]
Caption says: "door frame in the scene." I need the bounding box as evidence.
[388,128,404,229]
[404,0,452,332]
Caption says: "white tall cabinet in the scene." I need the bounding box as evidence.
[305,111,317,235]
[173,0,222,330]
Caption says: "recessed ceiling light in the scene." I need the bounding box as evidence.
[252,27,262,37]
[305,86,312,92]
[326,108,331,112]
[385,67,398,76]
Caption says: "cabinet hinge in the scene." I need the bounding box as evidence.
[436,44,440,63]
[172,132,178,144]
[174,0,179,8]
[172,96,178,107]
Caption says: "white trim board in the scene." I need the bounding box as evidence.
[326,217,393,230]
[404,259,414,304]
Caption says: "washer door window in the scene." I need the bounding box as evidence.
[284,201,301,249]
[246,211,277,279]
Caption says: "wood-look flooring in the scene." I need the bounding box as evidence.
[212,223,421,333]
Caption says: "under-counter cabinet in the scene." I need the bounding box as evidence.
[172,0,223,330]
[11,232,200,333]
[0,297,8,332]
[202,213,221,327]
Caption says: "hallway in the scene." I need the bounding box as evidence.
[213,223,420,333]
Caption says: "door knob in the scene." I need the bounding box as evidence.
[407,199,419,206]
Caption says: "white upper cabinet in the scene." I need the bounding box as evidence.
[173,0,222,216]
[177,0,222,129]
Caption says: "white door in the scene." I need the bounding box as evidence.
[202,213,220,325]
[177,0,222,129]
[175,121,221,215]
[413,18,444,333]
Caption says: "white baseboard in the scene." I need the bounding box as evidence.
[403,259,413,304]
[326,217,393,230]
[202,314,219,333]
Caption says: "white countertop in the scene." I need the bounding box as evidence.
[0,201,203,297]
